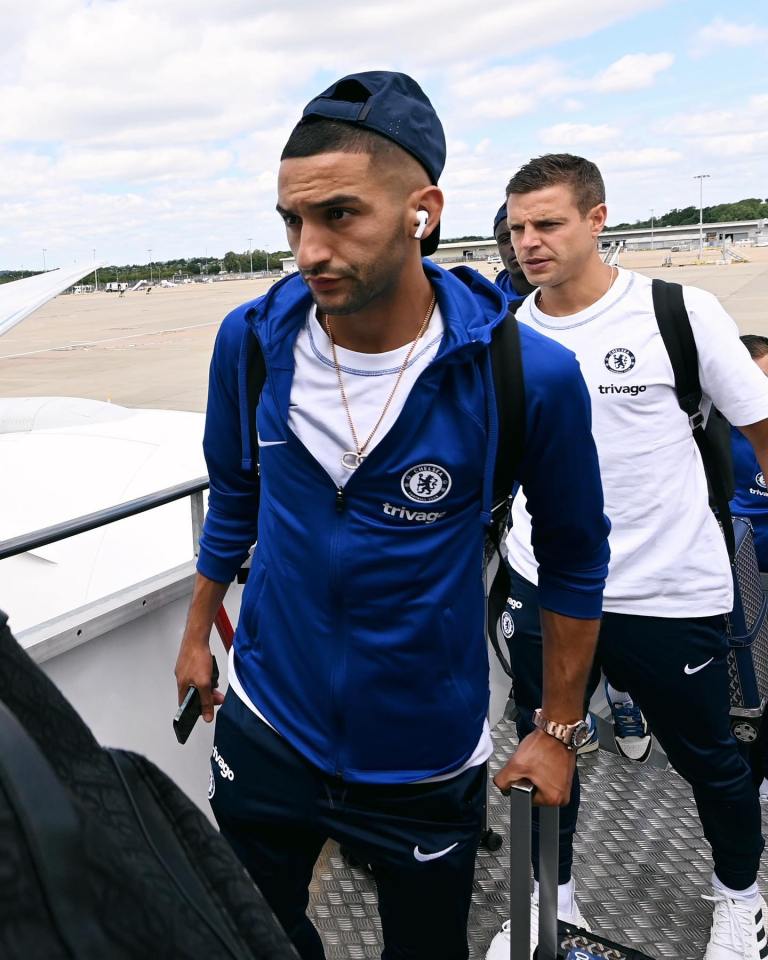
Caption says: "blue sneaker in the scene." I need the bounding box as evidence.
[605,682,652,763]
[576,712,599,757]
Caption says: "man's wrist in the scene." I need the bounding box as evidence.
[532,708,590,751]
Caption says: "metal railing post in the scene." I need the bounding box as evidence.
[190,490,205,557]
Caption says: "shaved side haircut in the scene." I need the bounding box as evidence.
[506,153,605,216]
[281,118,428,189]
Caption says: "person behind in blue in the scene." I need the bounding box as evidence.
[174,73,610,960]
[730,335,768,805]
[731,335,768,572]
[493,202,535,304]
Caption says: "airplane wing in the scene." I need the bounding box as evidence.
[0,265,105,338]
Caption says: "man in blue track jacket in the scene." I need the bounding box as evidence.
[174,72,610,960]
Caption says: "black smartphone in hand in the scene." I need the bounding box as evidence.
[173,655,219,745]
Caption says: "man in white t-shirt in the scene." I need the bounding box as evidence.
[485,153,768,960]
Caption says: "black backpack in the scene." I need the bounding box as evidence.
[0,610,298,960]
[244,305,527,679]
[652,278,736,560]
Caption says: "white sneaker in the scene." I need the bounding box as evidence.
[703,893,768,959]
[759,778,768,802]
[484,894,590,960]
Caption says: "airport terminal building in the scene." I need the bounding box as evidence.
[280,218,768,272]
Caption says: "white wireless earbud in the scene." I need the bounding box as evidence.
[414,210,429,239]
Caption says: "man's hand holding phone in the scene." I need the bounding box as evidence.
[173,573,230,743]
[173,646,224,744]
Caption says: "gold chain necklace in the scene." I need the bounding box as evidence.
[323,291,437,470]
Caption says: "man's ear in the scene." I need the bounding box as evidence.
[589,202,608,239]
[408,185,444,240]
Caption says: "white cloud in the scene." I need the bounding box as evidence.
[594,148,682,170]
[0,0,743,269]
[691,18,768,57]
[592,52,674,92]
[539,123,620,146]
[449,50,674,122]
[658,94,768,157]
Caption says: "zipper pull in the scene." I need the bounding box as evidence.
[335,487,345,513]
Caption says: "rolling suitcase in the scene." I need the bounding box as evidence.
[508,780,656,960]
[727,516,768,743]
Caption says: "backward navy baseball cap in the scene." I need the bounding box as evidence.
[299,71,446,256]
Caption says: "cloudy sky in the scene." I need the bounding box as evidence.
[1,0,766,271]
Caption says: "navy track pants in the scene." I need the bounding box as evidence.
[209,691,485,960]
[504,567,764,890]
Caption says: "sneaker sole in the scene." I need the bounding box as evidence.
[614,738,653,764]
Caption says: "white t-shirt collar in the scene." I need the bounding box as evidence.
[528,267,634,331]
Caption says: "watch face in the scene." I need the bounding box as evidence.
[570,721,590,749]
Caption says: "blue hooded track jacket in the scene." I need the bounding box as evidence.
[198,262,610,784]
[494,269,525,304]
[730,426,768,570]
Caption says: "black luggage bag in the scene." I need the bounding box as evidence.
[508,780,655,960]
[0,609,298,960]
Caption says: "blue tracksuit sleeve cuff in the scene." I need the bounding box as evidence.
[537,571,606,620]
[196,548,246,585]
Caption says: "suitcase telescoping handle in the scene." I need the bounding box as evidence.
[509,779,560,960]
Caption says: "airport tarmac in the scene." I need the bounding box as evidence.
[2,248,767,412]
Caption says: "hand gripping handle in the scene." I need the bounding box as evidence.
[509,779,560,960]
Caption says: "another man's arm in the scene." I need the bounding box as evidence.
[494,334,609,805]
[687,288,768,494]
[737,421,768,494]
[494,611,599,805]
[174,311,260,718]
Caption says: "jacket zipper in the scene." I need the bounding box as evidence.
[329,485,347,776]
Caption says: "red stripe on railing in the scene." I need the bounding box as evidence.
[214,606,234,652]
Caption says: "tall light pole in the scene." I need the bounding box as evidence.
[650,209,654,251]
[248,237,253,277]
[42,248,47,272]
[93,248,99,292]
[265,244,270,275]
[694,174,710,261]
[148,249,153,283]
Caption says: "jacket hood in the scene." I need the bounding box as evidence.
[245,260,507,360]
[233,261,507,470]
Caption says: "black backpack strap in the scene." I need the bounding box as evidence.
[486,304,526,678]
[652,279,735,560]
[0,701,109,960]
[245,330,267,477]
[490,302,526,513]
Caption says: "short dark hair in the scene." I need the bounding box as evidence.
[506,153,605,216]
[281,117,401,167]
[741,334,768,359]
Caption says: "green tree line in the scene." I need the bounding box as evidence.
[608,198,768,231]
[0,249,290,286]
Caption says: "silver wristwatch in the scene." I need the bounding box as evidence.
[532,708,590,751]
